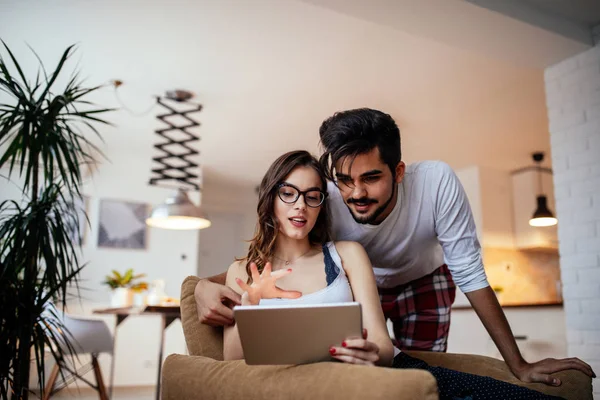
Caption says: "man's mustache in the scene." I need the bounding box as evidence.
[347,197,378,205]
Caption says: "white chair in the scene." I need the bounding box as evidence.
[43,310,113,400]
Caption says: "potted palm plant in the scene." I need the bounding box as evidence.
[0,43,113,399]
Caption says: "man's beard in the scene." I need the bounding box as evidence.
[346,186,396,225]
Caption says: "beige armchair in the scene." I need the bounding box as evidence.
[161,276,592,400]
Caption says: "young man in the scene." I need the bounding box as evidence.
[195,108,595,385]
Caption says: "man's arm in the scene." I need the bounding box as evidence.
[206,272,227,285]
[223,263,247,360]
[195,271,241,327]
[432,162,595,384]
[466,287,595,384]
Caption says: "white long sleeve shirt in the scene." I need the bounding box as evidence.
[328,160,489,293]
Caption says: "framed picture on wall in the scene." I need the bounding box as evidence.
[97,199,149,250]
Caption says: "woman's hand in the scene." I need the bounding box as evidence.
[235,262,302,305]
[330,328,380,366]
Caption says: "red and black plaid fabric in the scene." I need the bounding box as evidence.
[378,264,456,352]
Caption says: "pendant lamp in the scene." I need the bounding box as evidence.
[146,90,211,230]
[529,152,557,227]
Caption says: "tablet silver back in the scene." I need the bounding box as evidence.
[233,302,362,365]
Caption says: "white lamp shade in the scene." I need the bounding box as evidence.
[529,217,558,227]
[146,189,211,230]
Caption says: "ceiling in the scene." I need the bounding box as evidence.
[463,0,600,47]
[0,0,580,193]
[516,0,600,27]
[302,0,594,67]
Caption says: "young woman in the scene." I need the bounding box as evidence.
[224,150,394,366]
[223,150,563,400]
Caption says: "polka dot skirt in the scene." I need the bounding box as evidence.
[392,353,564,400]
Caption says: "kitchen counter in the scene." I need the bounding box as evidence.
[452,302,563,310]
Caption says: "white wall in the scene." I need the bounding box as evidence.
[198,183,259,278]
[455,166,484,242]
[545,44,600,397]
[198,211,257,278]
[455,166,515,248]
[479,167,515,248]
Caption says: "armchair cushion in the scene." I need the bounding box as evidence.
[162,354,438,400]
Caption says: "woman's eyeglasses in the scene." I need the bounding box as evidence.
[277,183,327,208]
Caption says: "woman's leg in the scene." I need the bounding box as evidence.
[392,353,564,400]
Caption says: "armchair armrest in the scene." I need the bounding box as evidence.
[162,354,438,400]
[405,351,592,400]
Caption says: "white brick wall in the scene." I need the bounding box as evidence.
[545,43,600,396]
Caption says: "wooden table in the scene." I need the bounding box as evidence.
[94,305,181,400]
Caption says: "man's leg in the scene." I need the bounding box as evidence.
[379,265,456,352]
[392,353,563,400]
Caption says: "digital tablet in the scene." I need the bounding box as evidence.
[233,302,362,365]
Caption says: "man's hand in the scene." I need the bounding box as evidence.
[512,357,596,386]
[194,279,241,326]
[466,286,597,386]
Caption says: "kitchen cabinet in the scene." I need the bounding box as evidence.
[447,306,566,360]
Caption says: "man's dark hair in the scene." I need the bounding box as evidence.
[318,108,401,181]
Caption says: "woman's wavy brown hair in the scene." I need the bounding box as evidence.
[240,150,331,281]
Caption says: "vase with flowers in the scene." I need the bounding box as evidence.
[103,269,148,308]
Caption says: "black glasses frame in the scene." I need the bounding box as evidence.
[276,183,327,208]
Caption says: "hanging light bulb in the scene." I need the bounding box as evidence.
[529,152,557,227]
[146,189,211,230]
[529,195,557,227]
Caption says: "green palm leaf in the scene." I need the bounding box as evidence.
[0,42,115,399]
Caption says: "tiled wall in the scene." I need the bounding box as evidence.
[483,248,561,306]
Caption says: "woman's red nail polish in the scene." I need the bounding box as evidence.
[329,347,336,355]
[342,341,347,348]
